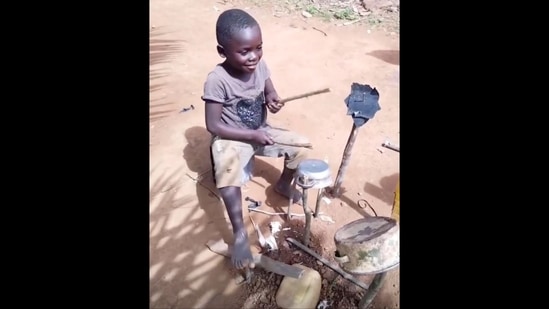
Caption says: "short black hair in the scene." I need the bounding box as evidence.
[216,9,259,47]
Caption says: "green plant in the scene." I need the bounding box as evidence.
[333,8,358,20]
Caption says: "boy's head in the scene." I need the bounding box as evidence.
[215,9,263,74]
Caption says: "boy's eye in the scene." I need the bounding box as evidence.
[240,51,249,56]
[257,45,262,50]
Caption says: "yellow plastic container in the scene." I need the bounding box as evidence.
[275,264,321,309]
[391,178,400,222]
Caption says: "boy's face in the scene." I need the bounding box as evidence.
[219,25,263,74]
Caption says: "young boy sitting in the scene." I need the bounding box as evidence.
[202,9,310,270]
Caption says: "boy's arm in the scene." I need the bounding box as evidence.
[205,101,273,145]
[264,78,283,114]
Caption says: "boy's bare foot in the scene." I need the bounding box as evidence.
[274,183,303,205]
[232,230,255,269]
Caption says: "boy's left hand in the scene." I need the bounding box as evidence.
[266,92,284,114]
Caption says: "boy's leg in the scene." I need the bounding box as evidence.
[211,138,256,269]
[257,127,311,203]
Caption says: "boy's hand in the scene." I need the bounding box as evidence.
[252,130,274,145]
[266,92,284,114]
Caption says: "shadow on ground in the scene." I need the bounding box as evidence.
[150,163,240,308]
[150,28,185,123]
[363,173,399,206]
[366,50,399,66]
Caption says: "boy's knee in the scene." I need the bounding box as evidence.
[286,147,310,170]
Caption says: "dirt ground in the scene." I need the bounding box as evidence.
[150,0,399,308]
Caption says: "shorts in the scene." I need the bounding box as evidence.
[210,127,310,188]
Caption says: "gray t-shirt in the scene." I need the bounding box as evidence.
[202,59,271,130]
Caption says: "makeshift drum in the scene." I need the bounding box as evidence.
[288,159,333,219]
[334,216,399,275]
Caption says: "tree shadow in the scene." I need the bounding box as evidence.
[150,29,185,123]
[366,50,399,65]
[363,173,399,206]
[150,163,243,309]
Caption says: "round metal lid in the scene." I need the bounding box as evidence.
[296,159,331,180]
[335,217,397,244]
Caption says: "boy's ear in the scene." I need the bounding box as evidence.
[216,44,226,58]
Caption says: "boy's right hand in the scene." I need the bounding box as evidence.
[252,130,274,145]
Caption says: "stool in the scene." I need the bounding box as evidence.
[288,159,333,245]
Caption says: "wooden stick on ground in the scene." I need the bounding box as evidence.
[185,172,221,200]
[286,237,369,290]
[206,239,305,279]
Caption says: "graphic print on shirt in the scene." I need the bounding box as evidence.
[236,91,265,129]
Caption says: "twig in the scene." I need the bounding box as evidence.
[312,27,327,36]
[286,237,370,290]
[185,173,221,200]
[343,18,366,26]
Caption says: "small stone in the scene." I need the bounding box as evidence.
[316,260,323,266]
[322,279,328,286]
[302,11,313,18]
[260,294,270,304]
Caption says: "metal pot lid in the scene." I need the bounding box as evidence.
[335,217,397,244]
[296,159,331,180]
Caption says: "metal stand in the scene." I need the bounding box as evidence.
[287,159,333,246]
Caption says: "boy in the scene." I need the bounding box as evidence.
[202,9,310,270]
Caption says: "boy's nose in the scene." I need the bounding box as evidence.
[248,52,257,61]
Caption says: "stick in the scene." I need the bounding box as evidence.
[381,141,400,153]
[185,173,221,200]
[273,141,313,149]
[206,239,305,279]
[329,123,360,197]
[279,88,331,104]
[286,237,369,290]
[312,27,327,36]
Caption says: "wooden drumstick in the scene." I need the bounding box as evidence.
[278,88,331,104]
